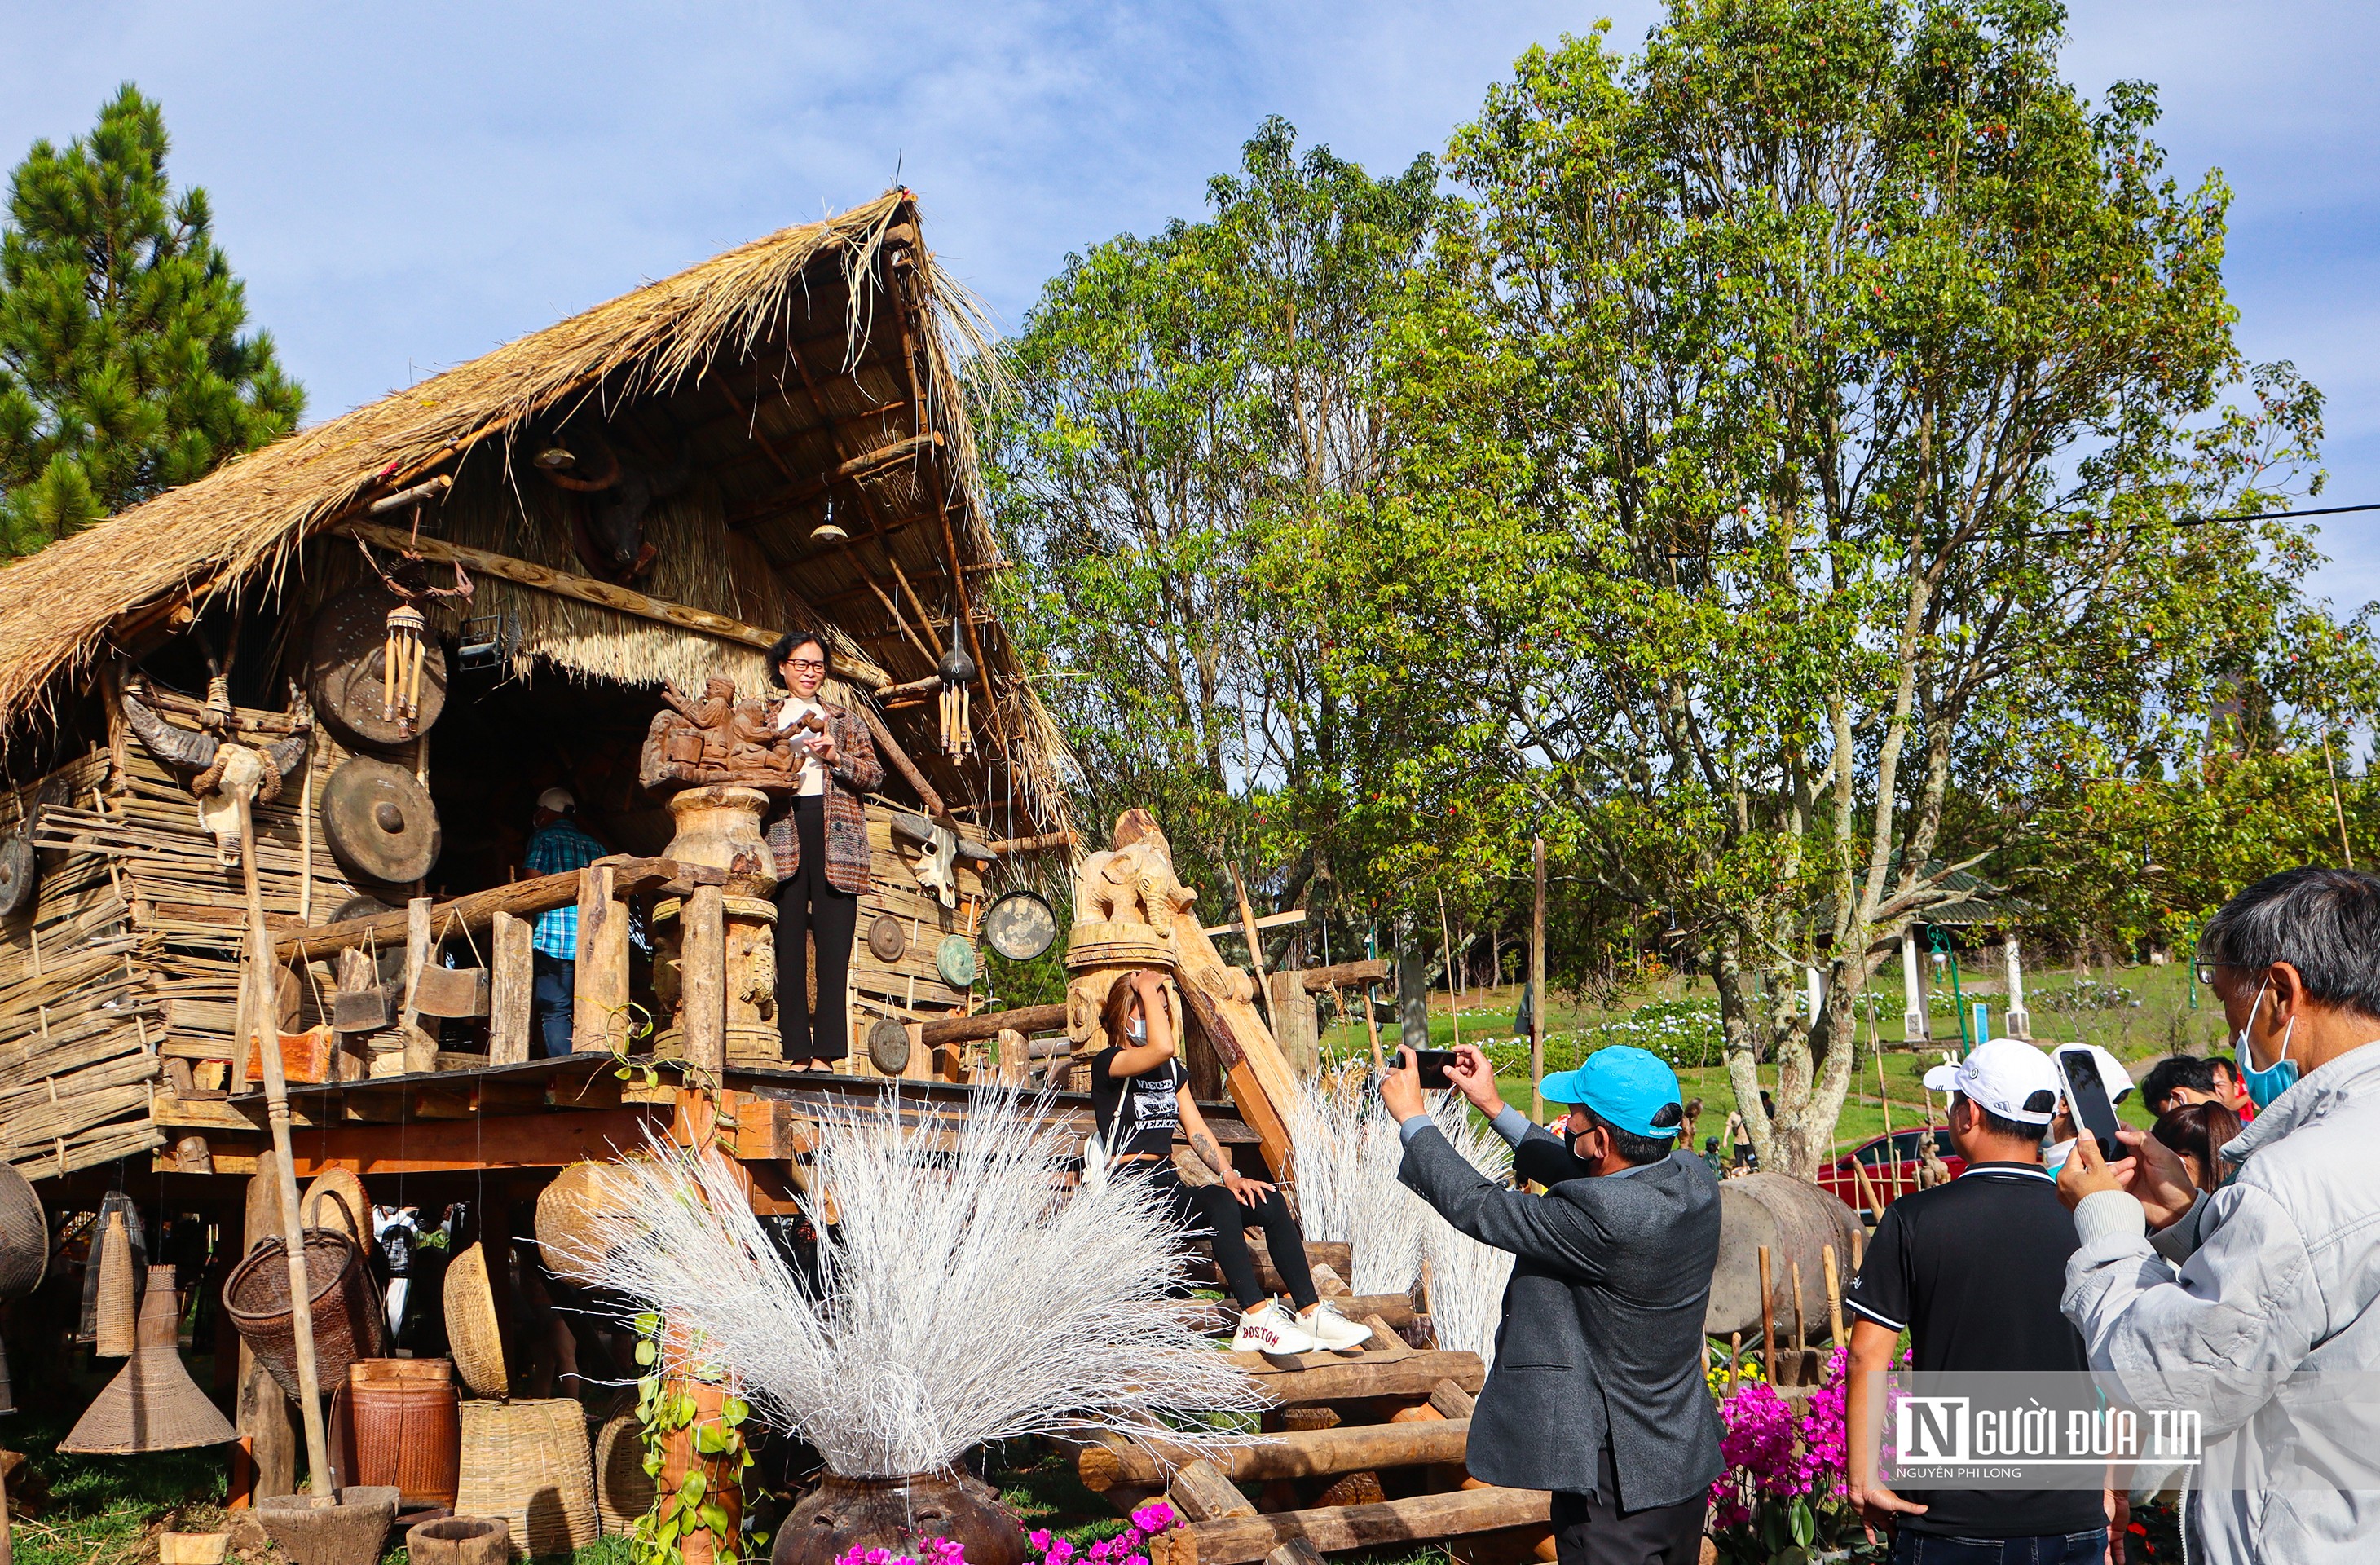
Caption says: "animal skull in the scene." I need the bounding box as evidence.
[120,674,312,866]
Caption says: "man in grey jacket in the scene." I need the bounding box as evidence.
[2060,867,2380,1563]
[1383,1043,1723,1565]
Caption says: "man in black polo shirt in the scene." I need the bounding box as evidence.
[1845,1039,2117,1565]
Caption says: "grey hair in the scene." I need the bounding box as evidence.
[2198,867,2380,1021]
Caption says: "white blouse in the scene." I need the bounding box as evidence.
[776,696,828,796]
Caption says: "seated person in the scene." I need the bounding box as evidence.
[1091,969,1368,1355]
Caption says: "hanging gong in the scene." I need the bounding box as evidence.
[321,756,442,884]
[307,580,448,748]
[983,891,1058,963]
[866,915,906,963]
[866,1018,913,1075]
[0,831,33,919]
[935,935,978,991]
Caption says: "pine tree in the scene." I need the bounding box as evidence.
[0,85,302,558]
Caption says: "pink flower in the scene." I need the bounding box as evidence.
[1130,1502,1179,1534]
[1029,1533,1051,1552]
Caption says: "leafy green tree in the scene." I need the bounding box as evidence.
[0,85,302,557]
[1302,0,2368,1172]
[987,118,1438,930]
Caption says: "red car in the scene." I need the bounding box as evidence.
[1817,1126,1966,1218]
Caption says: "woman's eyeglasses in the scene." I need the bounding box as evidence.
[783,658,826,673]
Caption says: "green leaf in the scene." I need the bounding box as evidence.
[678,1472,707,1505]
[636,1338,659,1366]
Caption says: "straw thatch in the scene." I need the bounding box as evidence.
[0,189,1073,835]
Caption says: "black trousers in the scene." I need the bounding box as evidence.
[1149,1164,1319,1312]
[773,796,858,1065]
[1549,1447,1705,1565]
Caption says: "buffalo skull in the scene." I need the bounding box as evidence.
[120,676,313,866]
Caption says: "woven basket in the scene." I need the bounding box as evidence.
[223,1228,383,1399]
[0,1160,46,1303]
[61,1265,238,1454]
[593,1411,655,1535]
[348,1358,461,1508]
[301,1169,368,1241]
[443,1241,509,1399]
[94,1210,138,1357]
[454,1398,599,1558]
[77,1191,144,1343]
[535,1160,647,1289]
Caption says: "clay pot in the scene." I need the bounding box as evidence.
[774,1470,1029,1565]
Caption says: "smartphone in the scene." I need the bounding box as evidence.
[1412,1049,1459,1090]
[2059,1047,2123,1165]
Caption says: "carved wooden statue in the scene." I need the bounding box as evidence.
[639,677,809,793]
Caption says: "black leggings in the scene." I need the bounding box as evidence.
[774,796,858,1065]
[1150,1165,1319,1312]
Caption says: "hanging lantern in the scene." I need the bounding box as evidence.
[937,646,976,759]
[383,602,428,727]
[60,1265,238,1454]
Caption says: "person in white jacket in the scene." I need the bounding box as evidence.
[2060,866,2380,1563]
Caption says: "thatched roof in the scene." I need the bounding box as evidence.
[0,190,1073,832]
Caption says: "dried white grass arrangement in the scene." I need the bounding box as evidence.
[1285,1071,1422,1294]
[561,1086,1265,1479]
[1417,1100,1517,1371]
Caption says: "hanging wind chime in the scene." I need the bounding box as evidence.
[937,644,976,758]
[356,506,473,735]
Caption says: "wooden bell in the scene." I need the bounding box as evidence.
[94,1209,138,1358]
[936,646,976,759]
[383,602,428,727]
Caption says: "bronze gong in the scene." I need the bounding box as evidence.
[307,580,448,748]
[0,833,33,919]
[321,756,442,884]
[866,915,906,963]
[866,1018,913,1075]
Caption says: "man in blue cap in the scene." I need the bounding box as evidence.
[1382,1043,1722,1565]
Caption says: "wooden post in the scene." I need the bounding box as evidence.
[681,884,727,1071]
[488,911,533,1065]
[1789,1259,1809,1382]
[1757,1245,1776,1384]
[1727,1332,1742,1394]
[1823,1243,1845,1347]
[996,1027,1028,1086]
[1530,837,1546,1122]
[235,796,333,1507]
[572,863,628,1051]
[398,895,435,1072]
[1268,972,1320,1082]
[231,1151,296,1508]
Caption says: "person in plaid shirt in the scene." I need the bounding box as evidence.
[525,787,607,1057]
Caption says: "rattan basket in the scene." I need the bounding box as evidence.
[94,1209,137,1357]
[593,1410,655,1535]
[301,1168,369,1241]
[534,1160,646,1289]
[60,1265,238,1454]
[454,1397,599,1558]
[223,1227,383,1398]
[443,1241,509,1399]
[0,1160,47,1303]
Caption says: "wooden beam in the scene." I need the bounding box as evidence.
[275,857,717,961]
[1201,909,1308,939]
[855,703,947,818]
[1156,1488,1551,1565]
[1292,960,1390,994]
[489,911,533,1065]
[915,1002,1067,1047]
[222,1105,674,1175]
[1223,1349,1486,1406]
[1081,1418,1470,1492]
[726,433,945,528]
[342,519,893,690]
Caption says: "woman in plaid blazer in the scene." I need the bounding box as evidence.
[760,630,883,1067]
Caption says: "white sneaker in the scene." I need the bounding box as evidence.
[1299,1300,1372,1352]
[1230,1298,1318,1355]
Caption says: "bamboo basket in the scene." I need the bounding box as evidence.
[593,1410,655,1535]
[454,1397,600,1558]
[0,1161,47,1302]
[223,1228,383,1398]
[94,1209,137,1356]
[443,1241,509,1399]
[348,1357,462,1508]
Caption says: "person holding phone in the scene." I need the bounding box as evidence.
[759,629,882,1069]
[1843,1039,2119,1564]
[1088,970,1368,1356]
[2060,867,2380,1564]
[1382,1043,1717,1565]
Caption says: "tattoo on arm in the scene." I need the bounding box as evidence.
[1192,1132,1229,1177]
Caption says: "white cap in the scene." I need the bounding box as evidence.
[2050,1043,2135,1105]
[1924,1038,2064,1126]
[536,787,575,813]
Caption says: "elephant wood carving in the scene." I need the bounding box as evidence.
[119,675,312,866]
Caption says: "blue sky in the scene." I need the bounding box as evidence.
[6,2,2376,605]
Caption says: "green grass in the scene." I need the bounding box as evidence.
[1314,959,2219,1153]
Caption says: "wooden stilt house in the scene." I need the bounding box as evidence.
[0,191,1091,1186]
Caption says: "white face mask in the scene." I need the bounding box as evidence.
[2042,1137,2075,1178]
[1127,1019,1146,1043]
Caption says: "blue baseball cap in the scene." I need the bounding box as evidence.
[1538,1047,1685,1140]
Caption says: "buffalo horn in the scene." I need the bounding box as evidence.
[119,680,221,774]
